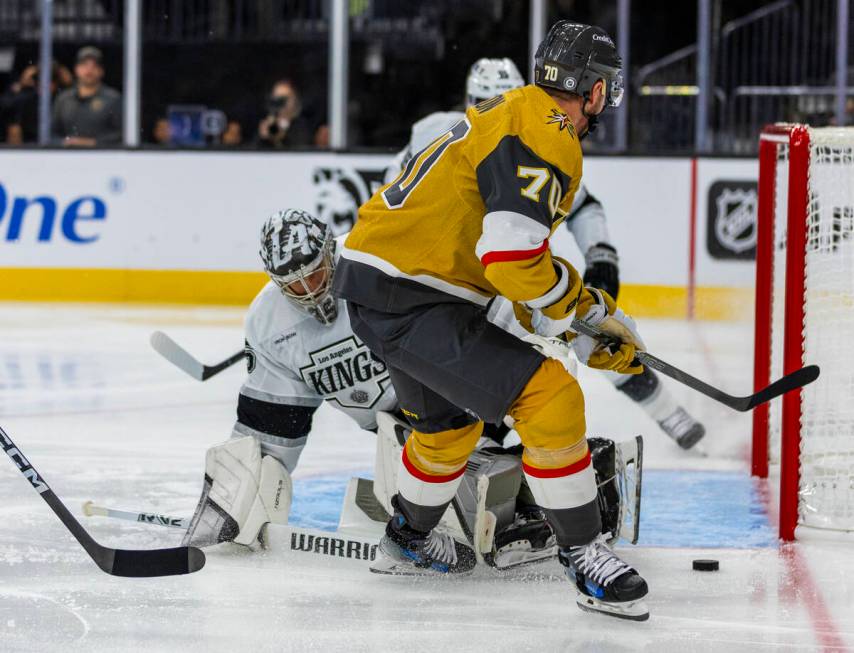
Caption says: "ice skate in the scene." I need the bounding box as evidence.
[490,506,556,570]
[658,406,706,450]
[370,498,476,576]
[560,534,649,621]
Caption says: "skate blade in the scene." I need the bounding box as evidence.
[369,555,473,577]
[575,593,650,621]
[370,541,473,577]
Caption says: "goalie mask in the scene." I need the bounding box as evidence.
[466,58,525,107]
[259,209,338,326]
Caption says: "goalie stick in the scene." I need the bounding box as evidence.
[571,319,820,412]
[150,330,245,381]
[0,425,205,578]
[83,501,382,565]
[83,501,190,529]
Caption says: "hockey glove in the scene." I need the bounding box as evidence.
[583,243,620,299]
[572,288,644,375]
[526,257,585,337]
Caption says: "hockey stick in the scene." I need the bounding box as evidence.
[571,320,820,412]
[82,501,190,529]
[150,330,245,381]
[84,501,382,564]
[0,425,205,577]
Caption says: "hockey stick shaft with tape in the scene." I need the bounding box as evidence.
[150,331,245,381]
[0,425,205,577]
[571,319,820,412]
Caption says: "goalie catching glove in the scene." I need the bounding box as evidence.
[182,436,292,548]
[515,257,643,374]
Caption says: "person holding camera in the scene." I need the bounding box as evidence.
[3,61,72,144]
[256,79,314,149]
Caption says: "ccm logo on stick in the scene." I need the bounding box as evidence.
[0,432,49,494]
[0,182,107,244]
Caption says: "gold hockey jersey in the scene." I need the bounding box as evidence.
[335,84,583,312]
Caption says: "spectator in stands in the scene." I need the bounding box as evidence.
[3,62,72,144]
[222,120,243,147]
[152,116,171,145]
[256,79,315,149]
[52,46,122,146]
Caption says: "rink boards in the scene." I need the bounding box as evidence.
[0,150,756,319]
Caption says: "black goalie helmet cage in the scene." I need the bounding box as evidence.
[259,209,338,325]
[534,21,624,108]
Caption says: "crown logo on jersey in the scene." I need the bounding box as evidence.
[546,108,575,136]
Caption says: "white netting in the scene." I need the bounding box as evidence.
[768,127,854,533]
[768,141,788,467]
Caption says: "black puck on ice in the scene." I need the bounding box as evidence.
[692,559,719,572]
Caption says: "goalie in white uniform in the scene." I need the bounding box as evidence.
[182,209,398,548]
[182,208,642,567]
[387,57,706,450]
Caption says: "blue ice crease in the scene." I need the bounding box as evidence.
[289,469,776,549]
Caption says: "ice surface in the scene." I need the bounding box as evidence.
[0,303,852,652]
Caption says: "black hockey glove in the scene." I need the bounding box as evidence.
[583,243,620,300]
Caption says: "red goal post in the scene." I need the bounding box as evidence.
[752,123,854,542]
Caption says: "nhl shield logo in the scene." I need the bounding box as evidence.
[707,181,758,260]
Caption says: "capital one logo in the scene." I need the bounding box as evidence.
[0,181,108,243]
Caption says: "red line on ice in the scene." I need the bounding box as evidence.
[754,477,848,651]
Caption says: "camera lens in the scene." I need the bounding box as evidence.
[269,95,288,111]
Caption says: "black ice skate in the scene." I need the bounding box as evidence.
[559,534,649,621]
[659,406,706,450]
[370,497,476,576]
[490,506,556,570]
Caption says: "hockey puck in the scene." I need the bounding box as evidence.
[692,559,719,572]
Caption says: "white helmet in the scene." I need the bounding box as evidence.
[259,209,338,326]
[466,58,525,107]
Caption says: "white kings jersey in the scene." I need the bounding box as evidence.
[240,263,397,433]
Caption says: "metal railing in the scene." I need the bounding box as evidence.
[1,0,446,44]
[634,45,699,152]
[632,0,851,154]
[1,0,122,42]
[3,0,852,152]
[716,0,843,151]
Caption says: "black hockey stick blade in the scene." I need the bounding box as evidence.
[0,425,205,577]
[571,320,820,412]
[741,364,820,411]
[109,546,206,578]
[150,330,245,381]
[638,351,819,412]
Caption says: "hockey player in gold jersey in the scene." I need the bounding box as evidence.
[333,21,650,621]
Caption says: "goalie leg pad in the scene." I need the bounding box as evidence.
[182,436,292,547]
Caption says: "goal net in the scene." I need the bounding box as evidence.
[753,124,854,541]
